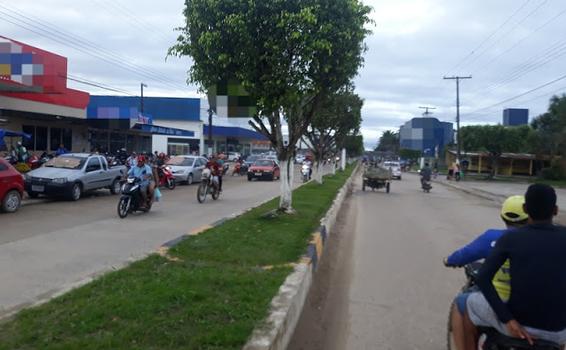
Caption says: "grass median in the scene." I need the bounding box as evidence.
[0,165,355,350]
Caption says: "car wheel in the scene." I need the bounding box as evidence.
[248,175,252,181]
[2,190,21,213]
[69,183,82,201]
[110,178,121,194]
[187,174,193,185]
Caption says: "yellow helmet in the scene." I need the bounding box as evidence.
[501,195,528,224]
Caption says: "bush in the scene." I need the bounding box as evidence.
[540,160,566,180]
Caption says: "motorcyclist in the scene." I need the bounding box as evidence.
[127,155,153,208]
[420,162,432,188]
[15,141,28,163]
[206,154,221,190]
[215,153,225,191]
[126,152,137,168]
[445,196,529,350]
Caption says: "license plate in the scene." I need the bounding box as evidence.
[255,172,263,176]
[31,185,45,192]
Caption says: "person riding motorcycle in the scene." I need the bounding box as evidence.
[445,196,529,350]
[205,155,221,190]
[127,155,154,208]
[449,186,566,349]
[420,162,432,188]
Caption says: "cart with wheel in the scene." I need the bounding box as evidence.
[362,165,391,193]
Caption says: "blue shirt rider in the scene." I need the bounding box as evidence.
[128,155,153,206]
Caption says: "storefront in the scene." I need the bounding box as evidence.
[0,36,90,153]
[203,125,269,156]
[87,96,201,155]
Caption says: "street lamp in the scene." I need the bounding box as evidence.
[140,83,148,114]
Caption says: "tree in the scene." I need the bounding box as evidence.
[531,94,566,157]
[399,148,421,161]
[341,134,364,158]
[303,88,363,183]
[375,130,399,154]
[460,125,531,178]
[170,0,371,212]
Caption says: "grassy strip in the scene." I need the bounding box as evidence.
[0,165,355,350]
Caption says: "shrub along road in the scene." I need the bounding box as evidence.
[0,166,353,350]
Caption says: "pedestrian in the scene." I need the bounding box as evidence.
[56,143,68,156]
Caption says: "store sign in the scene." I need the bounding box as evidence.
[0,38,44,90]
[137,113,153,125]
[207,79,257,118]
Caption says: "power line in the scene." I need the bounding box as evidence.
[444,76,472,161]
[0,4,189,93]
[468,72,566,118]
[463,0,549,73]
[472,5,566,76]
[449,0,532,73]
[66,74,134,95]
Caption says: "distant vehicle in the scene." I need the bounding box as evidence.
[264,155,279,164]
[247,159,280,181]
[295,154,306,164]
[383,161,402,180]
[0,158,24,213]
[24,153,127,201]
[227,152,241,162]
[166,156,208,185]
[243,155,260,168]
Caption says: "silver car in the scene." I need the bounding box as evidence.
[166,156,208,185]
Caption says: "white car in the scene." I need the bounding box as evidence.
[383,161,402,180]
[227,152,241,162]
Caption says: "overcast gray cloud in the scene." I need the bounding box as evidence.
[2,0,565,149]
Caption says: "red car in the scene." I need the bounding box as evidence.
[0,158,24,213]
[247,159,280,181]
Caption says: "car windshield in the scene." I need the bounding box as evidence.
[246,156,259,162]
[44,156,86,169]
[254,160,273,167]
[384,162,400,167]
[167,156,194,167]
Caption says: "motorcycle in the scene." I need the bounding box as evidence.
[197,168,220,203]
[446,262,561,350]
[222,163,230,176]
[301,163,311,183]
[232,162,248,176]
[158,165,176,190]
[117,177,152,218]
[421,179,432,193]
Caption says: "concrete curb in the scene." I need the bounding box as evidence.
[433,179,506,204]
[242,163,361,350]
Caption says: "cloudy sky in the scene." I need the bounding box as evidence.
[2,0,565,149]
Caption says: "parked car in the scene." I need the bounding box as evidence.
[0,158,24,213]
[166,155,208,185]
[227,152,241,162]
[24,153,127,201]
[247,159,280,181]
[383,161,402,180]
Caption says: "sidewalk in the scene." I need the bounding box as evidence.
[434,177,566,223]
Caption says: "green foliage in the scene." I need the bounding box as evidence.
[375,130,399,153]
[305,87,363,162]
[531,94,566,156]
[342,134,364,157]
[460,124,533,156]
[399,148,421,160]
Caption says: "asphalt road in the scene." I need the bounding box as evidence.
[289,173,505,350]
[0,167,308,318]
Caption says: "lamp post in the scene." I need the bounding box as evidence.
[140,83,148,115]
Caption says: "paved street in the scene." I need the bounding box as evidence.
[0,169,305,318]
[289,173,507,350]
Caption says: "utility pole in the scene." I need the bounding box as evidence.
[418,106,436,117]
[443,75,471,163]
[207,108,213,155]
[140,82,148,115]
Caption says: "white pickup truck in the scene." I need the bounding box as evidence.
[24,153,127,201]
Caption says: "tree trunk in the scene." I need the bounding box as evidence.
[279,159,294,213]
[332,161,336,175]
[313,160,323,184]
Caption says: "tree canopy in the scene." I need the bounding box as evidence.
[375,130,399,153]
[169,0,372,211]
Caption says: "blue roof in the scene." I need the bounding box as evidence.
[87,95,200,121]
[204,125,267,140]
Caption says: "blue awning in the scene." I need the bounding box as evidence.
[0,129,32,148]
[132,123,195,137]
[203,125,267,140]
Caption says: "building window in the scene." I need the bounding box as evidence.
[50,128,72,151]
[22,125,48,151]
[110,133,126,153]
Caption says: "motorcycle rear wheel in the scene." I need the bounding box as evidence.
[197,182,208,203]
[446,302,456,350]
[117,197,130,218]
[167,178,176,190]
[212,186,220,200]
